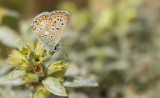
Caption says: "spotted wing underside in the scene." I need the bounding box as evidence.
[31,10,69,52]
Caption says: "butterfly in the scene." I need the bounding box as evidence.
[31,10,69,53]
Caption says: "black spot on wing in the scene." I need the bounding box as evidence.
[50,35,53,38]
[56,28,60,30]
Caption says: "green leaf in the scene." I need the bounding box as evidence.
[8,49,27,66]
[46,60,69,78]
[40,54,51,63]
[64,77,99,88]
[27,41,34,51]
[9,49,26,61]
[4,69,25,81]
[42,77,67,96]
[21,62,33,71]
[33,54,46,64]
[34,87,52,98]
[17,39,26,51]
[35,42,45,56]
[20,47,28,56]
[27,51,34,61]
[8,57,23,66]
[22,73,39,83]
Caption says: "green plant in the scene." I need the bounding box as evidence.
[3,40,98,98]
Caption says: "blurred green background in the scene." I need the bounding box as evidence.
[0,0,160,98]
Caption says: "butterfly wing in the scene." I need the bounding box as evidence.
[31,12,55,49]
[49,11,69,49]
[31,11,69,52]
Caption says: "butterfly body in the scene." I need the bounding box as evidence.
[31,10,69,53]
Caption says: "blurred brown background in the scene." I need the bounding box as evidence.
[1,0,160,98]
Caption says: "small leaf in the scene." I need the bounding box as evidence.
[33,54,47,64]
[17,40,29,56]
[27,41,34,51]
[8,57,23,66]
[20,47,28,56]
[17,39,26,51]
[52,60,63,65]
[40,54,51,63]
[27,51,34,61]
[42,77,67,96]
[9,49,26,61]
[8,49,27,66]
[35,42,45,56]
[46,60,69,78]
[4,69,25,81]
[21,62,33,71]
[34,87,52,98]
[64,77,99,88]
[22,73,39,83]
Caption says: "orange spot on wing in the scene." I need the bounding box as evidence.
[41,16,45,20]
[48,19,51,23]
[60,14,63,17]
[32,26,36,30]
[45,17,48,20]
[37,18,42,22]
[34,21,39,25]
[52,23,54,26]
[53,15,56,18]
[57,14,60,17]
[63,16,67,19]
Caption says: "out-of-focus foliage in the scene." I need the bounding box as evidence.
[1,0,160,98]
